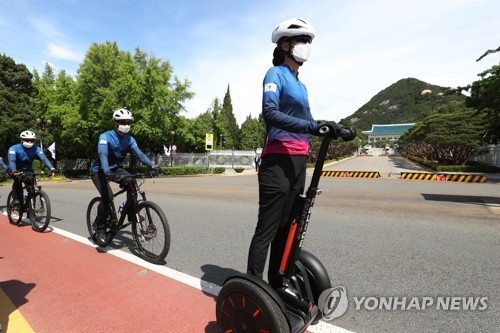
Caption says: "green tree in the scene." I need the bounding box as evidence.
[399,102,486,165]
[131,49,194,154]
[239,114,265,150]
[191,110,215,152]
[75,41,193,158]
[0,54,37,156]
[219,85,240,149]
[455,46,500,143]
[33,64,79,159]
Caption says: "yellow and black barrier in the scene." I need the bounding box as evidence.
[321,171,381,178]
[437,174,487,183]
[400,172,487,183]
[400,172,436,181]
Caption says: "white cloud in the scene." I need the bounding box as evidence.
[3,0,498,127]
[44,43,82,62]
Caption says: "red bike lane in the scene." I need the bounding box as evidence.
[0,215,219,333]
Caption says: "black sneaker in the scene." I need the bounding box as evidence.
[96,227,107,244]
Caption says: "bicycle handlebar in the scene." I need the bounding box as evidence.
[114,170,159,182]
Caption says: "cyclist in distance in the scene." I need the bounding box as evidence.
[8,130,56,206]
[89,108,159,243]
[246,18,355,289]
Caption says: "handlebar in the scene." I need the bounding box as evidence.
[318,124,356,141]
[114,170,159,187]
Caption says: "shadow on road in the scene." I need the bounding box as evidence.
[200,264,241,333]
[422,194,500,206]
[200,264,241,294]
[0,279,36,333]
[389,156,426,171]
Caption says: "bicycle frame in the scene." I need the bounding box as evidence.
[19,176,39,212]
[109,176,147,231]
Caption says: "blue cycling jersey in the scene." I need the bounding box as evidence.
[8,144,54,171]
[261,64,317,157]
[90,129,153,174]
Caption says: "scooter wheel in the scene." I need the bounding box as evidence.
[216,277,290,333]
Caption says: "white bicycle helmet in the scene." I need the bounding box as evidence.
[20,130,36,140]
[271,18,315,43]
[112,108,133,121]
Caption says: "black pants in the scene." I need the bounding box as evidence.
[11,170,36,200]
[91,168,132,228]
[247,154,307,288]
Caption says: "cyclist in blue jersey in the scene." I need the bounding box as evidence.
[90,108,159,242]
[247,18,355,288]
[8,130,56,206]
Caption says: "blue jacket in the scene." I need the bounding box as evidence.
[261,64,317,157]
[8,143,54,172]
[90,130,153,174]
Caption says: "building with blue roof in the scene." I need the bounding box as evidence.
[362,123,415,142]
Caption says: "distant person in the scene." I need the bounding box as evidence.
[254,154,261,171]
[8,130,56,206]
[89,108,159,243]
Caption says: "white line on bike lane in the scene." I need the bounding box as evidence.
[50,225,355,333]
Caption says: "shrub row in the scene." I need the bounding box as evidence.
[407,156,500,173]
[0,166,227,183]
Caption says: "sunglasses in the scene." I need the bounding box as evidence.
[293,35,312,44]
[116,120,132,125]
[23,139,35,143]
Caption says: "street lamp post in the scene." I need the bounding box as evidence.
[35,118,52,151]
[170,131,175,167]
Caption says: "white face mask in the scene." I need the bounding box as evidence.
[118,124,131,134]
[292,42,312,63]
[22,141,34,148]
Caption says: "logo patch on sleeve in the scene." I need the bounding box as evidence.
[99,139,107,145]
[264,83,277,93]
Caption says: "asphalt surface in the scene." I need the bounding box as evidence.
[1,155,499,332]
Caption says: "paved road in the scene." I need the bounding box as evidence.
[323,154,429,177]
[1,156,499,332]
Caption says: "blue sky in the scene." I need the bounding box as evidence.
[1,0,499,125]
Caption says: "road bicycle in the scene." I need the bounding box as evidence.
[86,172,170,264]
[7,173,51,232]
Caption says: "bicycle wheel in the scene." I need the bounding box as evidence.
[86,197,113,246]
[132,201,170,264]
[30,191,51,232]
[6,191,23,225]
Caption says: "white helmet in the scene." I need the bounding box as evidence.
[112,108,133,121]
[271,18,315,43]
[20,130,36,140]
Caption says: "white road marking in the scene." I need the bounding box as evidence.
[50,226,356,333]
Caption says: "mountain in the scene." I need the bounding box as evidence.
[340,78,466,131]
